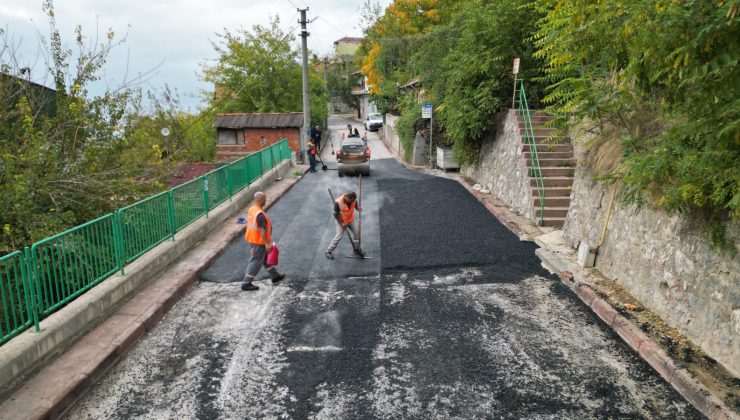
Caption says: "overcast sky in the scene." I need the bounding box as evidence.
[0,0,388,110]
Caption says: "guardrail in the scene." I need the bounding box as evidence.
[0,139,291,345]
[515,80,545,226]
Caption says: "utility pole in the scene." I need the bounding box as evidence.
[298,8,310,163]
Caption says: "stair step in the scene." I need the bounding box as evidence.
[540,217,566,228]
[539,167,575,177]
[525,167,574,177]
[532,187,572,197]
[518,126,557,136]
[517,115,554,123]
[531,177,573,188]
[534,196,572,207]
[526,158,575,168]
[534,207,570,218]
[521,136,571,145]
[522,143,573,153]
[525,151,574,160]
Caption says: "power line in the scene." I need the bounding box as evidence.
[318,16,348,38]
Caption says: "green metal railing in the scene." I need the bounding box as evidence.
[516,79,545,226]
[0,139,292,345]
[0,251,36,344]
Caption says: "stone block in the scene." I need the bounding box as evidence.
[576,241,596,268]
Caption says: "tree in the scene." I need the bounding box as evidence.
[326,59,363,118]
[360,0,544,163]
[533,0,740,247]
[0,1,214,253]
[202,17,328,127]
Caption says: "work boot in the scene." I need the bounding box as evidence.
[241,282,259,291]
[325,251,334,259]
[268,268,285,283]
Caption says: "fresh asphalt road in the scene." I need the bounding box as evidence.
[68,116,700,419]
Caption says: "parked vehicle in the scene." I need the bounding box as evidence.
[337,137,370,176]
[364,113,383,132]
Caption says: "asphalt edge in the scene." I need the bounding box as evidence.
[387,149,736,419]
[0,164,309,420]
[536,248,736,420]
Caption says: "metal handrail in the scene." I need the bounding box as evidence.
[0,139,292,345]
[516,80,545,226]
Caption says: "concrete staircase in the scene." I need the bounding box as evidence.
[517,113,574,228]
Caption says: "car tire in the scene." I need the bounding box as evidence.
[338,170,344,177]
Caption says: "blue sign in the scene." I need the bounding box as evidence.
[422,104,432,119]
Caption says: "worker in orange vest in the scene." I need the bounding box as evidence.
[325,191,364,259]
[307,137,318,173]
[241,191,284,291]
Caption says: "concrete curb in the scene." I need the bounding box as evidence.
[538,248,736,420]
[0,163,307,420]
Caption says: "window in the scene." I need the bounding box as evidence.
[218,129,237,145]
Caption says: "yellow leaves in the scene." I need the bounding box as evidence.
[2,224,11,237]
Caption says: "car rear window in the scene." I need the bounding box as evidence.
[342,144,366,153]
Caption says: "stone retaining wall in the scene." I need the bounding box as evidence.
[381,113,406,160]
[563,141,740,377]
[461,110,533,218]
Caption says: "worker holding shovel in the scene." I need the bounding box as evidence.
[325,190,365,259]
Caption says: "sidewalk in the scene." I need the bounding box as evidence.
[0,165,308,420]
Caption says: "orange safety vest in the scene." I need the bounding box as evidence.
[244,205,272,245]
[336,195,356,224]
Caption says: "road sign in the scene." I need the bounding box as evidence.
[422,103,432,119]
[513,58,520,75]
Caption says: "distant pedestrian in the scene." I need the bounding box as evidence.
[353,128,360,138]
[347,124,355,137]
[307,138,318,173]
[314,124,322,150]
[325,191,364,259]
[241,192,285,291]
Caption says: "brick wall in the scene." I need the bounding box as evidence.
[216,127,300,161]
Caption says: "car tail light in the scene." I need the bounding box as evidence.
[365,148,371,158]
[336,149,341,158]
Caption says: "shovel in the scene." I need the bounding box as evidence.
[317,152,328,171]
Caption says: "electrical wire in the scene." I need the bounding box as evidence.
[318,16,348,37]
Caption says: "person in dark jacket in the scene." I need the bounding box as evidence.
[313,125,322,150]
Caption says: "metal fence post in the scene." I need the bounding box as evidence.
[226,165,233,200]
[166,190,176,240]
[203,175,210,217]
[259,150,264,176]
[114,211,125,275]
[22,247,40,332]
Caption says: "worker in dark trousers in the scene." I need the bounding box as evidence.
[325,191,364,259]
[307,138,317,173]
[313,125,322,150]
[241,192,284,291]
